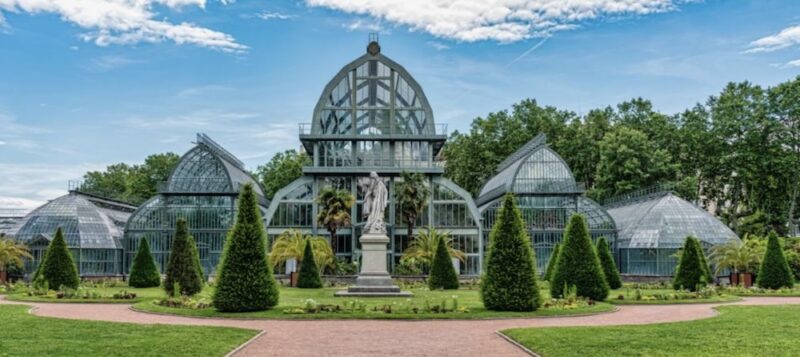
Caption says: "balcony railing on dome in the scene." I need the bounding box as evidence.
[298,123,448,136]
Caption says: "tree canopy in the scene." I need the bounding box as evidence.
[254,150,310,200]
[80,153,179,204]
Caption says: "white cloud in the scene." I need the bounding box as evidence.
[344,18,383,32]
[89,55,142,71]
[0,0,247,52]
[747,24,800,53]
[0,162,105,205]
[0,196,44,210]
[255,11,294,21]
[307,0,682,42]
[427,41,450,51]
[787,59,800,68]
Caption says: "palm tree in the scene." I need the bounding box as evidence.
[316,188,354,254]
[395,171,429,242]
[400,227,464,272]
[269,229,334,271]
[709,238,765,276]
[0,238,33,283]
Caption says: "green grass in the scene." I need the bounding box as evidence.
[0,305,258,357]
[6,287,166,303]
[503,305,800,357]
[608,287,741,305]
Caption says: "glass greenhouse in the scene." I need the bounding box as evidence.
[477,134,617,273]
[123,134,269,275]
[7,192,135,276]
[265,41,483,275]
[606,191,740,276]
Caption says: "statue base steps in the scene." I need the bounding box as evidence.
[334,233,412,297]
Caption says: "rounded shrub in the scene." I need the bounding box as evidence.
[128,238,161,288]
[550,214,609,301]
[164,218,204,296]
[428,234,459,290]
[297,240,323,289]
[544,243,560,282]
[480,193,541,311]
[672,236,707,291]
[41,227,80,290]
[213,183,279,312]
[756,232,794,289]
[596,237,622,289]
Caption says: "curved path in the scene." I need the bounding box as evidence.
[2,296,800,356]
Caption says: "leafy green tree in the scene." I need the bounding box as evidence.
[213,184,279,312]
[596,237,622,289]
[0,238,32,283]
[543,243,560,282]
[395,171,429,241]
[316,188,354,253]
[81,153,179,204]
[41,228,80,289]
[269,229,334,272]
[756,232,794,289]
[551,215,609,301]
[481,193,541,311]
[296,240,323,289]
[128,238,161,288]
[769,77,800,231]
[255,150,310,200]
[697,240,713,283]
[673,237,707,291]
[164,218,204,296]
[400,227,464,272]
[428,235,459,290]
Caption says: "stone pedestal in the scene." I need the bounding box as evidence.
[334,233,412,297]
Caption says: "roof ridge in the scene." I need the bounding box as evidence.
[495,133,547,172]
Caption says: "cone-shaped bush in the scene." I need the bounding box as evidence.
[757,232,794,289]
[596,237,622,289]
[697,240,713,283]
[32,246,49,283]
[164,218,204,296]
[213,183,279,312]
[428,235,459,290]
[551,214,609,301]
[480,193,541,311]
[672,236,707,291]
[297,240,323,288]
[544,243,560,282]
[42,228,80,290]
[128,238,161,288]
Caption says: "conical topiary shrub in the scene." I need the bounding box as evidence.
[128,238,161,288]
[544,243,560,282]
[42,227,80,289]
[596,237,622,289]
[428,234,459,290]
[297,240,323,289]
[673,236,706,291]
[480,193,541,311]
[164,218,204,296]
[697,239,713,283]
[550,214,609,301]
[213,183,279,312]
[756,232,794,289]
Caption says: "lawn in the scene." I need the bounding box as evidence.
[502,305,800,357]
[6,286,166,303]
[608,287,741,305]
[0,305,258,357]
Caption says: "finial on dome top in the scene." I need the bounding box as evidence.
[367,32,380,56]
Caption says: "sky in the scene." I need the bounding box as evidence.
[1,0,800,210]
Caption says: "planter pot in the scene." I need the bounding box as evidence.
[290,272,299,287]
[0,271,6,283]
[729,272,739,286]
[741,273,753,288]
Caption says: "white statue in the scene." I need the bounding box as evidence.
[361,171,388,234]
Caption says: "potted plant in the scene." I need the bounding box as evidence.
[709,237,765,287]
[269,229,334,287]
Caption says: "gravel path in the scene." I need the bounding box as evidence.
[2,295,799,357]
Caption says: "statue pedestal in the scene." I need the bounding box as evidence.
[334,233,412,297]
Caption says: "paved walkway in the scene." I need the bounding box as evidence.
[2,296,800,356]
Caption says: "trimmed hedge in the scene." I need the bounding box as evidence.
[296,240,323,289]
[428,235,459,290]
[164,218,204,296]
[544,243,560,282]
[480,193,541,311]
[597,237,622,289]
[128,238,161,288]
[673,236,707,291]
[213,183,279,312]
[550,214,609,301]
[756,232,794,289]
[41,227,80,290]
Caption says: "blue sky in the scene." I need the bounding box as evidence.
[1,0,799,209]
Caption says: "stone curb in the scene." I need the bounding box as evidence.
[494,331,540,357]
[225,330,267,357]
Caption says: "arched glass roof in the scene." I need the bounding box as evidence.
[607,192,740,249]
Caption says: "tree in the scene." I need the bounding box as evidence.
[296,240,323,288]
[596,237,622,289]
[709,238,765,276]
[756,232,794,289]
[551,214,609,301]
[697,241,713,283]
[400,227,464,272]
[316,188,354,254]
[41,228,80,289]
[0,238,32,283]
[673,237,707,291]
[395,171,429,242]
[255,150,310,200]
[128,238,161,288]
[543,243,560,282]
[81,153,179,204]
[269,229,334,272]
[164,218,204,296]
[213,183,279,312]
[481,193,541,311]
[428,234,459,290]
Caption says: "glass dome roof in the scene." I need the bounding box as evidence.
[607,192,740,249]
